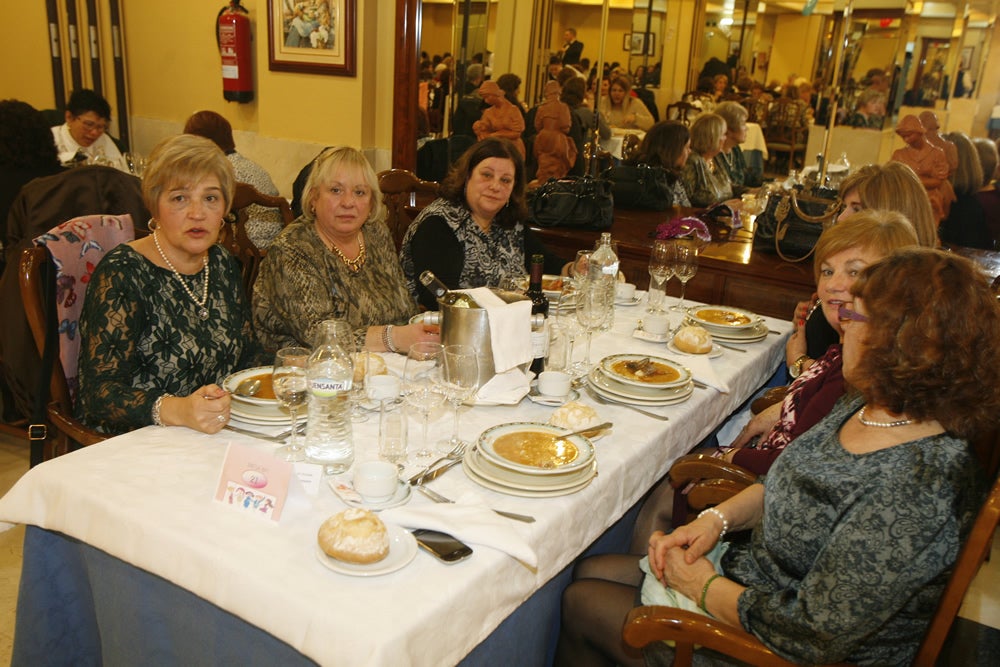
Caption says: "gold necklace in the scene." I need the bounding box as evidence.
[328,233,366,272]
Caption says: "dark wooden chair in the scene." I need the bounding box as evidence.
[764,98,809,172]
[623,468,1000,667]
[218,182,294,300]
[19,248,107,461]
[377,169,440,251]
[667,452,757,524]
[665,101,700,126]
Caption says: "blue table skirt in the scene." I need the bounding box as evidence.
[14,504,641,667]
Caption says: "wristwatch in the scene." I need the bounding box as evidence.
[789,355,811,379]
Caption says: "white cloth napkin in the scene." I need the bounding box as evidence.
[382,492,538,567]
[461,287,532,373]
[475,368,531,405]
[664,353,728,393]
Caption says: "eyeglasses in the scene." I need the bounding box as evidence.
[74,117,108,133]
[838,304,869,323]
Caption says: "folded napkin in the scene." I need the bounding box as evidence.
[382,492,537,567]
[461,287,532,373]
[475,368,531,405]
[664,352,728,393]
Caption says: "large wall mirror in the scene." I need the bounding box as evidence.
[392,0,997,170]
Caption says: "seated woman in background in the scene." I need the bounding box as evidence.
[939,131,994,250]
[794,161,937,362]
[561,77,610,176]
[401,137,561,310]
[844,88,886,129]
[623,120,691,208]
[630,211,919,547]
[598,75,654,131]
[973,137,1000,248]
[559,248,1000,667]
[254,146,435,353]
[680,113,732,208]
[183,110,286,249]
[77,134,265,435]
[712,102,749,195]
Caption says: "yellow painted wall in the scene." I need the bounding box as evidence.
[767,15,824,90]
[422,4,456,57]
[0,2,61,109]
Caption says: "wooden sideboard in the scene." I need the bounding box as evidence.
[531,207,817,321]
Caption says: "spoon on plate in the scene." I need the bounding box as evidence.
[233,378,262,397]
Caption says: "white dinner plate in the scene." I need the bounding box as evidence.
[685,305,760,331]
[589,367,693,400]
[689,319,769,343]
[588,380,694,407]
[599,354,691,389]
[462,456,597,497]
[314,523,417,577]
[464,446,597,491]
[223,366,279,408]
[230,401,292,424]
[666,341,724,359]
[477,422,595,475]
[614,295,642,307]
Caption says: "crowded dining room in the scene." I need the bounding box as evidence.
[3,0,1000,664]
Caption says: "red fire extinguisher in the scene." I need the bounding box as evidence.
[217,1,253,103]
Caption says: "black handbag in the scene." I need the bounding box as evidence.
[753,186,840,262]
[601,164,673,211]
[528,176,614,230]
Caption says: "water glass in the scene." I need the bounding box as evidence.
[273,347,310,462]
[647,240,674,313]
[402,342,445,460]
[575,280,607,369]
[379,408,408,466]
[438,344,479,453]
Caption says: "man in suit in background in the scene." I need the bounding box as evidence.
[561,28,583,66]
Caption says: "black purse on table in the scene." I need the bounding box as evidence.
[528,176,614,230]
[753,186,840,263]
[601,163,673,211]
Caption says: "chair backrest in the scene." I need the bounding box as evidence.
[28,214,135,406]
[377,169,440,251]
[665,101,700,126]
[219,182,294,299]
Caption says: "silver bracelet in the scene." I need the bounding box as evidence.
[152,393,174,427]
[699,507,730,540]
[382,325,399,353]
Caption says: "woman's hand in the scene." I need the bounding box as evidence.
[647,514,720,578]
[389,322,440,354]
[792,296,817,326]
[729,402,781,448]
[785,327,808,368]
[161,385,230,433]
[659,544,719,602]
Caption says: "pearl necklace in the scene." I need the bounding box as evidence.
[857,406,914,428]
[152,230,210,320]
[327,233,366,272]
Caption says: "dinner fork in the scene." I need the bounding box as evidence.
[224,423,304,442]
[416,485,536,523]
[406,441,468,485]
[585,386,670,421]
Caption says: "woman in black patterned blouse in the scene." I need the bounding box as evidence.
[77,134,265,435]
[400,137,560,310]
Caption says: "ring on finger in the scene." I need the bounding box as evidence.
[217,414,225,423]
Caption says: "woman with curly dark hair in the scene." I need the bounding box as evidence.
[400,137,559,309]
[558,248,1000,666]
[0,99,63,258]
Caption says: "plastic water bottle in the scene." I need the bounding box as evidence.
[303,319,354,474]
[589,233,619,330]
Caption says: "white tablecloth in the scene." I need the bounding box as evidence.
[0,297,790,666]
[742,122,768,159]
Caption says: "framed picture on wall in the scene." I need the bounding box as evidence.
[628,32,655,56]
[961,46,974,70]
[267,0,356,76]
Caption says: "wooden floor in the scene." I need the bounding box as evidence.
[0,430,997,663]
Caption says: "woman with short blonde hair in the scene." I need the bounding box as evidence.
[681,113,732,207]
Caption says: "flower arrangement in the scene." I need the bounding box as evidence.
[654,216,712,243]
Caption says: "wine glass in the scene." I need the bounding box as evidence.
[350,349,370,423]
[670,239,699,312]
[437,344,480,453]
[647,240,674,313]
[402,342,445,460]
[273,347,310,462]
[569,250,592,285]
[555,283,587,375]
[575,280,607,370]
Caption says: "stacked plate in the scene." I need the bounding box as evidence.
[686,305,768,343]
[463,422,598,497]
[588,354,694,406]
[223,366,293,426]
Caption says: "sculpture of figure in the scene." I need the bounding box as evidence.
[890,114,954,222]
[919,110,959,175]
[472,80,526,157]
[532,81,578,184]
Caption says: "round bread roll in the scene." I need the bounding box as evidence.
[317,508,390,564]
[673,325,713,354]
[353,352,388,384]
[549,401,601,431]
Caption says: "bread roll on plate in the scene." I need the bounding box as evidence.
[353,352,387,384]
[673,325,713,354]
[549,401,601,431]
[318,508,390,564]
